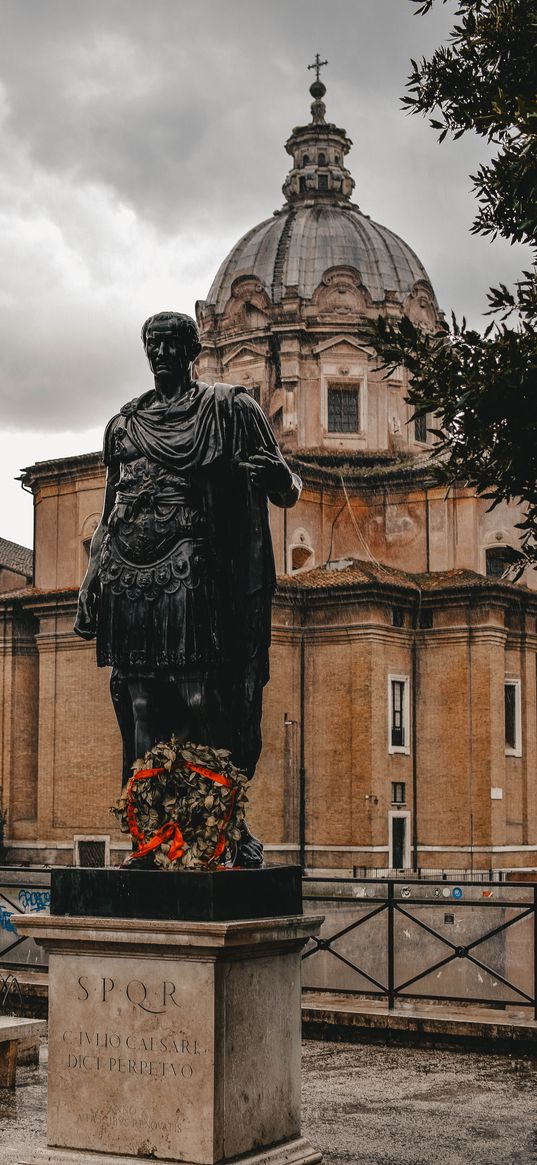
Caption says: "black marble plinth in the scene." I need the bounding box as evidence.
[50,865,302,922]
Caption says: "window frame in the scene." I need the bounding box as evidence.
[320,360,367,447]
[485,545,517,579]
[414,412,428,443]
[326,381,361,435]
[388,673,410,755]
[388,810,411,869]
[73,834,111,867]
[504,678,522,757]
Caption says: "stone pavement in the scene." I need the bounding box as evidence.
[2,1039,537,1165]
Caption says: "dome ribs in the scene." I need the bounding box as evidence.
[271,208,297,304]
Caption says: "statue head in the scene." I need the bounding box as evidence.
[141,312,201,386]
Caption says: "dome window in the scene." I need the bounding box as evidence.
[335,154,340,165]
[327,384,359,433]
[318,152,327,165]
[302,154,310,166]
[485,546,518,579]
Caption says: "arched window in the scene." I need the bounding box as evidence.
[334,154,340,165]
[291,545,313,572]
[485,546,518,579]
[302,154,310,166]
[289,529,314,575]
[318,152,327,165]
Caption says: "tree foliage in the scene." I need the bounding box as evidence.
[373,0,537,563]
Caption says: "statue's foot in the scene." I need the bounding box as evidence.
[122,846,157,870]
[235,821,264,869]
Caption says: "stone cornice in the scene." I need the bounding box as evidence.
[21,452,103,490]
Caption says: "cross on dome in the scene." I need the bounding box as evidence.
[307,53,328,83]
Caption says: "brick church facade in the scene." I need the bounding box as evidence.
[1,77,536,875]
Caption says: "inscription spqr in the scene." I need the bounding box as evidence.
[48,953,214,1161]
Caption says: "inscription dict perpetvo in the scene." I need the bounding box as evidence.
[63,1029,202,1078]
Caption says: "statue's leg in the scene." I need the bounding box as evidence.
[168,674,228,750]
[109,670,136,787]
[127,677,162,761]
[216,667,264,869]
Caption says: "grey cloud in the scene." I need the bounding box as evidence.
[0,0,454,234]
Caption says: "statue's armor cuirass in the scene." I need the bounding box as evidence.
[96,417,221,674]
[99,420,211,602]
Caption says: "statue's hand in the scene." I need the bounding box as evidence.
[74,586,97,640]
[247,451,292,495]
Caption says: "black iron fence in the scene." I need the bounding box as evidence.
[351,868,507,882]
[302,878,537,1018]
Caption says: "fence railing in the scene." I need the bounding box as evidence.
[302,878,537,1018]
[351,868,507,882]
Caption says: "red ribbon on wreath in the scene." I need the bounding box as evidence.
[123,761,236,867]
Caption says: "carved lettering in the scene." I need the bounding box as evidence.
[64,1027,204,1079]
[77,976,89,1001]
[77,974,182,1014]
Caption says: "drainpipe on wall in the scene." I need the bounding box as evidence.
[424,487,431,574]
[299,597,306,874]
[411,599,419,872]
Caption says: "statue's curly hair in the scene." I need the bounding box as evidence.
[141,311,201,361]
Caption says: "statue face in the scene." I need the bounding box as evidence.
[145,322,189,382]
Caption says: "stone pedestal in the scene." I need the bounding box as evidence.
[15,894,322,1165]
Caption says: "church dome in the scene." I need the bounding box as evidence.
[205,203,434,312]
[203,60,438,320]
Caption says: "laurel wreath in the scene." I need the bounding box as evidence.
[111,739,249,870]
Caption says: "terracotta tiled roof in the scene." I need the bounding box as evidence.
[278,560,528,595]
[278,559,419,592]
[0,537,33,577]
[288,448,434,486]
[0,585,78,603]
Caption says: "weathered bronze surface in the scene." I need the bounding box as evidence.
[74,311,300,866]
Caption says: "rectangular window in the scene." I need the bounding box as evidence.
[505,679,522,756]
[388,674,410,754]
[73,835,110,867]
[327,384,359,433]
[414,413,427,443]
[389,812,410,869]
[392,782,406,805]
[392,607,405,628]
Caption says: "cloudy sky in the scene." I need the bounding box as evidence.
[0,0,530,546]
